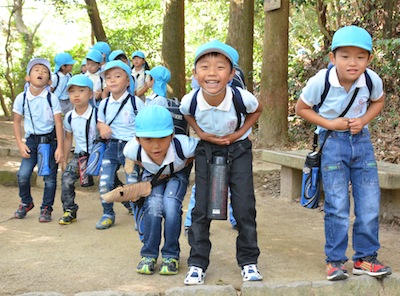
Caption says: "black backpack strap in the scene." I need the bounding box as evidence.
[137,145,142,162]
[52,72,60,93]
[365,71,373,94]
[172,138,185,160]
[189,88,201,116]
[130,95,138,115]
[68,112,72,125]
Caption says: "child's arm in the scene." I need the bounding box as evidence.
[348,95,385,135]
[295,98,350,131]
[183,115,230,145]
[13,113,30,158]
[97,122,112,139]
[54,113,64,164]
[62,131,73,171]
[135,84,149,97]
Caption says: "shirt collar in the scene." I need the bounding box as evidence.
[141,142,175,167]
[197,87,232,112]
[71,104,93,120]
[109,91,129,104]
[26,88,49,101]
[329,66,367,89]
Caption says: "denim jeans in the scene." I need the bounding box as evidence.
[99,140,139,216]
[17,135,58,211]
[320,128,381,262]
[140,166,191,259]
[61,156,79,212]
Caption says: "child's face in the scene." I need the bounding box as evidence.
[81,65,87,73]
[68,85,92,108]
[193,53,235,98]
[330,46,372,86]
[132,57,145,69]
[62,64,73,74]
[85,59,101,74]
[137,135,172,165]
[25,64,51,88]
[104,67,130,98]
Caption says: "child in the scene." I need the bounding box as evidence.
[123,105,198,275]
[96,60,145,229]
[59,74,97,225]
[85,49,104,104]
[13,58,64,222]
[179,40,263,284]
[81,59,87,74]
[92,41,112,68]
[109,50,130,67]
[51,52,76,115]
[295,25,392,281]
[144,66,170,107]
[131,51,150,101]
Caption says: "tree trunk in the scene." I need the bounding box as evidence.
[258,0,289,147]
[383,0,394,39]
[162,0,185,99]
[226,0,254,93]
[84,0,107,42]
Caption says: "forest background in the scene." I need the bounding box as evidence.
[0,0,399,163]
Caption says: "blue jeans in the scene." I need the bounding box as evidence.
[140,167,190,259]
[17,135,58,211]
[184,184,236,227]
[320,129,381,263]
[99,140,139,216]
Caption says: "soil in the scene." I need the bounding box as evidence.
[0,120,399,296]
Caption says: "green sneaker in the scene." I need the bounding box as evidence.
[95,215,115,230]
[136,257,156,275]
[159,258,179,275]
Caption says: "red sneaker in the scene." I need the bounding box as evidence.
[353,256,392,278]
[326,262,349,281]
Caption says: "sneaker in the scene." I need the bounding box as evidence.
[59,210,77,225]
[241,264,263,281]
[14,202,34,219]
[95,215,115,229]
[353,256,392,278]
[39,207,52,222]
[326,262,349,281]
[184,266,205,285]
[136,257,156,275]
[159,258,179,275]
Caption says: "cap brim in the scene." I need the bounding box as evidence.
[136,129,173,138]
[195,48,233,64]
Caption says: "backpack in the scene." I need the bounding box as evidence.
[52,72,73,94]
[189,86,248,131]
[314,64,373,113]
[167,98,189,135]
[230,66,246,90]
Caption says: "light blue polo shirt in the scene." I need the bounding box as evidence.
[51,72,71,101]
[180,86,259,141]
[64,105,97,154]
[300,67,383,134]
[145,93,168,107]
[97,91,145,142]
[123,134,199,176]
[13,88,62,138]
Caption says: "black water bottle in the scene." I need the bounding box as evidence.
[207,156,229,220]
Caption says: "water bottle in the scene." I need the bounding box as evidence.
[86,138,107,176]
[37,136,51,176]
[207,156,229,220]
[300,151,321,209]
[78,151,94,187]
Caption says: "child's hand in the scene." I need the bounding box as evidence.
[61,161,67,172]
[18,143,31,159]
[348,118,364,135]
[94,90,102,99]
[199,131,231,145]
[329,117,350,131]
[54,147,64,164]
[99,124,112,139]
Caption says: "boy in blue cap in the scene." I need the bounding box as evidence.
[51,52,76,115]
[95,60,145,229]
[296,25,392,281]
[131,51,150,101]
[180,40,263,284]
[85,49,104,103]
[13,58,64,222]
[144,65,170,107]
[59,74,98,225]
[124,105,198,275]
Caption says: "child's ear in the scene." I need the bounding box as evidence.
[229,67,236,81]
[47,78,52,86]
[25,75,30,83]
[135,136,141,144]
[328,52,335,65]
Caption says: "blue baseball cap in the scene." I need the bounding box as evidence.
[54,52,76,73]
[26,58,51,75]
[109,50,127,62]
[145,66,171,97]
[331,26,372,52]
[131,51,145,59]
[92,41,111,57]
[66,74,94,91]
[101,60,135,95]
[225,44,239,66]
[86,49,103,64]
[194,40,234,65]
[135,105,174,138]
[81,59,86,66]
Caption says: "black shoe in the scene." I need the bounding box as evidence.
[59,210,77,225]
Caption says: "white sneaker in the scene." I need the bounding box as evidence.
[241,264,263,281]
[184,266,205,285]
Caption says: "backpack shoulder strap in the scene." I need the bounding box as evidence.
[173,137,185,160]
[103,97,110,116]
[319,66,333,109]
[130,95,138,115]
[189,88,201,116]
[52,72,60,92]
[68,112,72,125]
[231,86,247,114]
[47,92,52,109]
[137,145,142,162]
[365,71,373,95]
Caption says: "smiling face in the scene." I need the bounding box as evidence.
[104,67,130,99]
[26,64,51,89]
[137,135,172,165]
[193,53,235,101]
[68,85,92,108]
[330,46,372,89]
